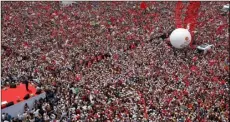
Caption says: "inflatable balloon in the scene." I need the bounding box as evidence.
[170,28,191,49]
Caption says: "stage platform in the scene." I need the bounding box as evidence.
[1,83,37,105]
[1,83,46,117]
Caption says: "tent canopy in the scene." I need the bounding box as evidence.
[222,4,229,12]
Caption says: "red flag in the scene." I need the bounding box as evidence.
[23,42,29,48]
[190,65,198,72]
[113,54,119,60]
[161,109,168,115]
[212,77,219,82]
[97,55,102,61]
[192,56,198,61]
[209,60,216,66]
[94,90,99,94]
[79,60,83,64]
[87,61,92,68]
[186,118,191,122]
[173,90,178,96]
[184,80,190,87]
[183,90,188,96]
[188,103,193,109]
[34,69,38,73]
[219,89,224,95]
[220,80,226,85]
[140,2,147,9]
[52,60,56,65]
[41,55,46,61]
[166,97,173,104]
[130,43,136,49]
[216,24,227,34]
[75,74,81,81]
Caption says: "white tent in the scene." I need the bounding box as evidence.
[221,4,229,12]
[197,43,214,54]
[61,1,76,6]
[224,5,229,9]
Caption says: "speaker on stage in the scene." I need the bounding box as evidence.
[36,89,42,94]
[24,94,30,100]
[6,101,14,107]
[10,83,16,88]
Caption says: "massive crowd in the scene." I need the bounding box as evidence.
[1,1,229,122]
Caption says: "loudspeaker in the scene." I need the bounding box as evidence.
[1,105,6,109]
[197,49,203,53]
[36,89,42,94]
[17,99,21,103]
[6,101,14,107]
[159,34,167,40]
[24,94,30,100]
[10,83,16,88]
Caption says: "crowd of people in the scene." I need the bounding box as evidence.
[1,1,229,122]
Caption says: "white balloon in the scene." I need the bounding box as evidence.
[169,28,191,49]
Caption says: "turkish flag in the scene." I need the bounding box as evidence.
[212,77,219,82]
[41,55,46,61]
[97,55,102,61]
[75,74,81,81]
[186,118,191,122]
[220,80,226,85]
[209,60,216,66]
[130,43,136,49]
[190,65,198,72]
[140,2,147,9]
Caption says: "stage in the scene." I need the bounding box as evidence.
[1,83,46,117]
[1,83,37,105]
